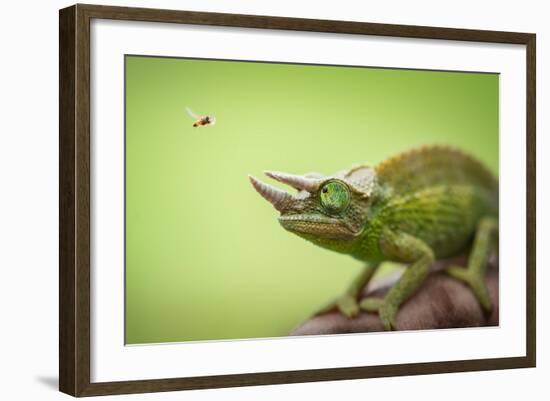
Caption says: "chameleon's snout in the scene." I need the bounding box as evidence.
[278,214,357,240]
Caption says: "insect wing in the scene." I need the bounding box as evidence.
[185,106,200,119]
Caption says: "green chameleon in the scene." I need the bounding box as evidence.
[249,145,498,330]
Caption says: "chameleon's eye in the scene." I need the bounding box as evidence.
[320,181,350,213]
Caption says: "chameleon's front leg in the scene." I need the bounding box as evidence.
[318,262,379,318]
[360,229,434,330]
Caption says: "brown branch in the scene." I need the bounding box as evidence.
[290,254,498,336]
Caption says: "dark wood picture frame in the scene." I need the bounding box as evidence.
[59,3,536,397]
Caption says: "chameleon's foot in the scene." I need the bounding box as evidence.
[317,263,380,319]
[446,266,492,312]
[316,294,360,318]
[359,297,397,330]
[445,216,497,313]
[335,294,360,318]
[359,297,383,312]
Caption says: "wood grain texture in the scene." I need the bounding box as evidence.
[59,5,76,396]
[78,3,533,43]
[59,3,536,396]
[59,4,92,396]
[525,35,536,367]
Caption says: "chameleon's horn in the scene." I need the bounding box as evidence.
[264,171,322,193]
[249,175,292,211]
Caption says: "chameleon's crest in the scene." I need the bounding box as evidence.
[339,166,377,197]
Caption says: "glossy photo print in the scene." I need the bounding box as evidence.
[124,55,499,345]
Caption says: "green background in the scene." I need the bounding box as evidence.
[125,56,499,344]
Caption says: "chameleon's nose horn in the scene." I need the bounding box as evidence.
[249,175,292,212]
[264,171,322,192]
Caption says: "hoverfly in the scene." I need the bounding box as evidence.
[185,107,216,128]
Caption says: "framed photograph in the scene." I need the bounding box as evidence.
[59,4,536,397]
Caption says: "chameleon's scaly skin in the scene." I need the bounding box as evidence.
[249,146,498,330]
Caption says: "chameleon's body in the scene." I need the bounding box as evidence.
[249,146,498,330]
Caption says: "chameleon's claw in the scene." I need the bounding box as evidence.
[446,266,493,312]
[335,294,360,318]
[379,302,398,331]
[360,297,397,330]
[315,294,360,318]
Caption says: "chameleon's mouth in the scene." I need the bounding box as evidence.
[278,214,357,240]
